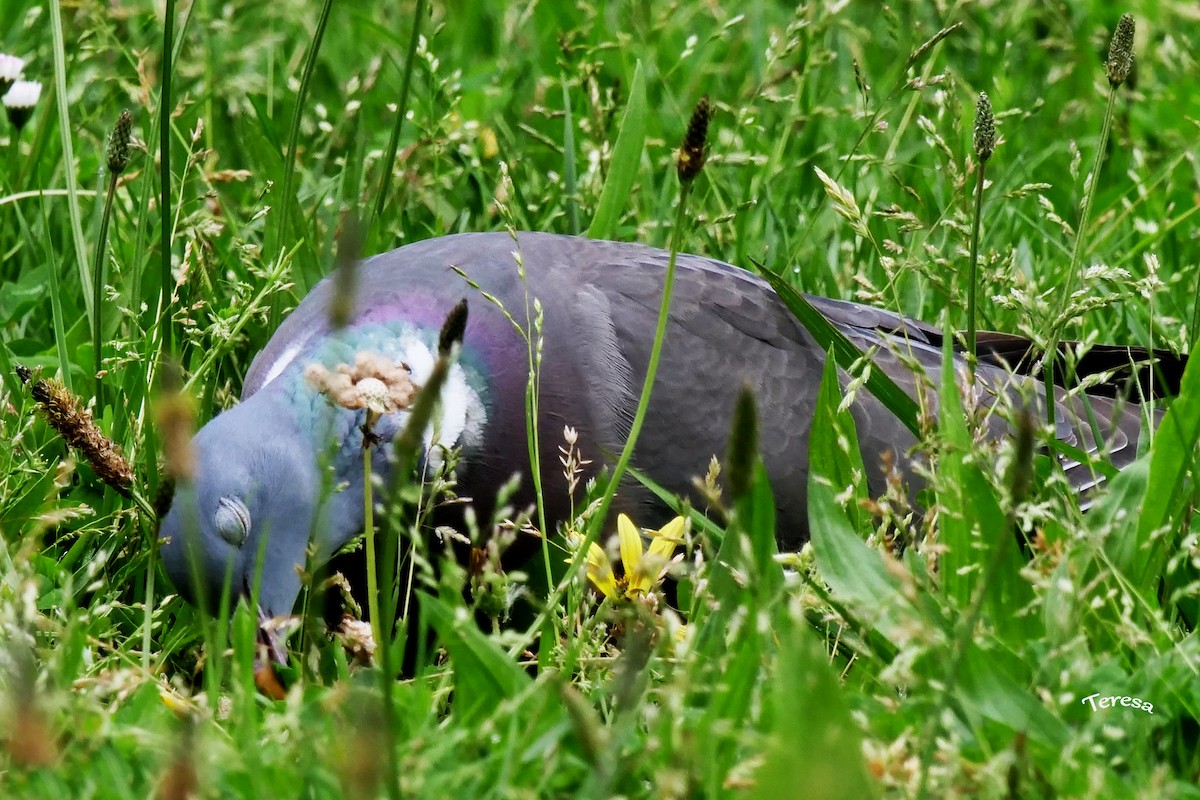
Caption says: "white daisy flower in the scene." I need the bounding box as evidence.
[3,80,41,131]
[0,53,25,84]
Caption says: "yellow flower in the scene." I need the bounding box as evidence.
[576,514,686,601]
[584,541,618,599]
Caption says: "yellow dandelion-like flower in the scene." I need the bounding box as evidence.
[584,541,619,600]
[572,514,686,602]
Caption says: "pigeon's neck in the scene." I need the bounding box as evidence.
[264,321,490,467]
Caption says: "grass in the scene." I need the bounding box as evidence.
[2,0,1200,796]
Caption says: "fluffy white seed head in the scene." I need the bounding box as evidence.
[0,53,25,82]
[3,79,41,109]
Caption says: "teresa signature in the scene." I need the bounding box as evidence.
[1081,693,1154,714]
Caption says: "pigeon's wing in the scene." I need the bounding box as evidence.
[808,293,1152,490]
[535,234,1152,525]
[536,237,912,544]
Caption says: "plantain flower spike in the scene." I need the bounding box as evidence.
[107,109,133,176]
[1105,13,1135,88]
[973,92,995,164]
[676,96,711,185]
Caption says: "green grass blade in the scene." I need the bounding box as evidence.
[584,60,646,240]
[159,0,176,354]
[750,616,879,800]
[421,593,530,725]
[759,266,922,437]
[366,0,427,252]
[561,77,579,234]
[935,331,1033,641]
[957,642,1069,749]
[808,358,912,644]
[1084,342,1200,605]
[1131,350,1200,589]
[272,0,333,291]
[49,0,94,341]
[809,356,870,535]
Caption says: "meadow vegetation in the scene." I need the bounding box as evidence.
[1,0,1199,796]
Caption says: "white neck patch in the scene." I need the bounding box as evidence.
[397,334,486,469]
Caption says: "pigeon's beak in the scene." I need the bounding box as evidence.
[253,602,290,699]
[256,602,290,667]
[245,576,288,667]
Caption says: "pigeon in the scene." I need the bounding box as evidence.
[158,231,1177,622]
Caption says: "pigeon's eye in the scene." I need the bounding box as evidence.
[214,496,251,547]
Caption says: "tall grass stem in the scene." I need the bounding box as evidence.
[276,0,333,288]
[966,162,986,365]
[363,443,382,661]
[512,178,695,658]
[49,0,94,349]
[1044,87,1120,428]
[93,175,117,402]
[159,0,175,354]
[367,0,427,250]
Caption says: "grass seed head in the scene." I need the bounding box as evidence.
[2,646,58,769]
[107,108,133,175]
[1007,408,1036,507]
[726,382,759,501]
[1106,13,1135,88]
[905,22,964,69]
[973,92,995,163]
[677,95,711,185]
[853,58,870,103]
[333,697,387,799]
[155,718,198,800]
[18,365,134,495]
[329,212,364,329]
[154,362,196,482]
[438,298,469,356]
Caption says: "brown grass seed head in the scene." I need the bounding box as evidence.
[1106,13,1135,88]
[677,96,711,185]
[18,365,133,495]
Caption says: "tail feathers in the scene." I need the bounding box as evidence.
[1047,385,1159,502]
[976,332,1187,400]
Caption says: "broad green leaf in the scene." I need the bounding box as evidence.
[809,355,871,536]
[936,332,976,608]
[694,461,780,638]
[751,613,878,800]
[585,61,646,240]
[958,642,1069,749]
[1087,456,1150,573]
[697,623,768,794]
[1081,458,1163,643]
[1087,334,1200,618]
[421,593,530,724]
[936,334,1034,641]
[1132,349,1200,590]
[809,359,911,644]
[742,461,782,604]
[691,460,780,792]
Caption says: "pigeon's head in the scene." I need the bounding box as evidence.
[158,395,323,623]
